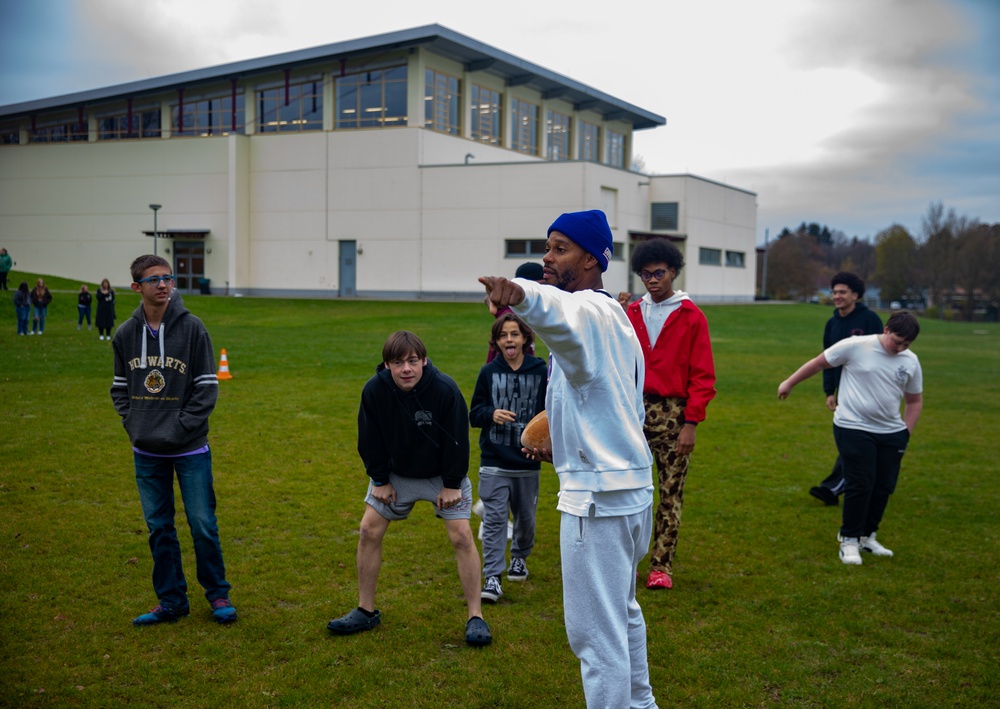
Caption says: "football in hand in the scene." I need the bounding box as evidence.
[520,410,551,451]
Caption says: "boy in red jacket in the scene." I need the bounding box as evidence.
[619,239,716,590]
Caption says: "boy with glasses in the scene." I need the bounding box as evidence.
[618,238,716,590]
[111,255,236,625]
[778,311,923,565]
[327,330,491,647]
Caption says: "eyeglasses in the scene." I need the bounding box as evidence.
[388,357,423,368]
[640,269,669,282]
[136,275,175,286]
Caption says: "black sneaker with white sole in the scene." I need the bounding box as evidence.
[507,557,528,581]
[481,575,503,603]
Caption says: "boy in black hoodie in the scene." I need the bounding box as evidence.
[469,312,547,604]
[111,255,236,626]
[327,330,491,647]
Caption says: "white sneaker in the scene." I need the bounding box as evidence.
[860,532,893,557]
[838,535,863,565]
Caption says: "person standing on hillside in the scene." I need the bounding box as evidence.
[30,278,52,335]
[810,272,883,505]
[96,278,117,341]
[0,248,12,290]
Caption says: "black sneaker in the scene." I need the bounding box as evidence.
[809,486,839,506]
[507,557,529,581]
[481,576,503,603]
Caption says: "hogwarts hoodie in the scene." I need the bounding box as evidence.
[357,360,470,489]
[111,294,218,454]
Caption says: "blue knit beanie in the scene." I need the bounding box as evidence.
[547,210,614,272]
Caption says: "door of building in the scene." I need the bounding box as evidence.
[339,240,357,297]
[173,242,205,294]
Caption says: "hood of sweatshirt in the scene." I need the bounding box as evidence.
[128,292,189,370]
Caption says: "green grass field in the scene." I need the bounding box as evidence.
[1,271,998,707]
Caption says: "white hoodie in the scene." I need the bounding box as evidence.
[512,278,654,516]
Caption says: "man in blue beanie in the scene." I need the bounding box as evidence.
[480,210,658,708]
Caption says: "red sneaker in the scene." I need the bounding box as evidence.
[646,570,673,589]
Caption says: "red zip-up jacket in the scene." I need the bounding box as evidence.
[625,297,717,423]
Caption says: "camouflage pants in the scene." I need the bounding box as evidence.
[644,395,690,575]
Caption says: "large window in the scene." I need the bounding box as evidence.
[505,239,547,257]
[1,124,21,144]
[605,129,626,168]
[256,80,319,133]
[699,247,722,266]
[546,109,570,161]
[174,91,246,136]
[470,85,502,145]
[726,250,746,268]
[511,98,538,155]
[424,69,460,135]
[98,107,162,141]
[579,121,599,161]
[30,118,88,143]
[651,202,679,231]
[336,66,408,129]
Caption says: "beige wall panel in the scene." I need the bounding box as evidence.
[327,166,421,212]
[250,133,327,171]
[328,128,419,169]
[327,208,421,243]
[354,240,422,292]
[250,239,339,292]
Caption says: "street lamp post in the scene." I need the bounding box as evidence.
[149,204,162,256]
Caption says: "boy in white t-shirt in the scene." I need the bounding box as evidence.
[778,311,923,565]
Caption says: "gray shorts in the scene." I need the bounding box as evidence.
[365,474,473,521]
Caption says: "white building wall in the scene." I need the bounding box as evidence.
[1,135,755,302]
[0,139,230,288]
[647,175,757,302]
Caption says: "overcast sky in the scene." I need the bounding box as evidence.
[1,0,997,244]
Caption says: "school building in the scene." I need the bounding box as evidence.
[0,24,757,301]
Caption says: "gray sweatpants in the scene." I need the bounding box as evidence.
[561,506,657,709]
[478,472,539,578]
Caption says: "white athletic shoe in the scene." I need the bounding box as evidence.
[860,532,893,557]
[838,535,863,565]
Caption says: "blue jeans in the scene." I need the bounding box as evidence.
[32,306,47,333]
[16,305,30,334]
[134,450,231,613]
[78,304,91,325]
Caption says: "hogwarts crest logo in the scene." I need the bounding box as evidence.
[144,369,166,393]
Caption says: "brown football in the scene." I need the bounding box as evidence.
[520,410,551,450]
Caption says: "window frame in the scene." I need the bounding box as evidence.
[470,85,502,145]
[510,97,539,156]
[424,68,461,136]
[335,65,408,129]
[546,109,571,161]
[699,247,722,266]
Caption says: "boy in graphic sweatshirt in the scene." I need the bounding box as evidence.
[111,254,236,626]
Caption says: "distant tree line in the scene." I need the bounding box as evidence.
[761,203,1000,320]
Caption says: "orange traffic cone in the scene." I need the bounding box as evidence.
[217,349,233,380]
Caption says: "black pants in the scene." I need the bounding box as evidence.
[834,425,910,539]
[818,455,846,496]
[0,271,8,290]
